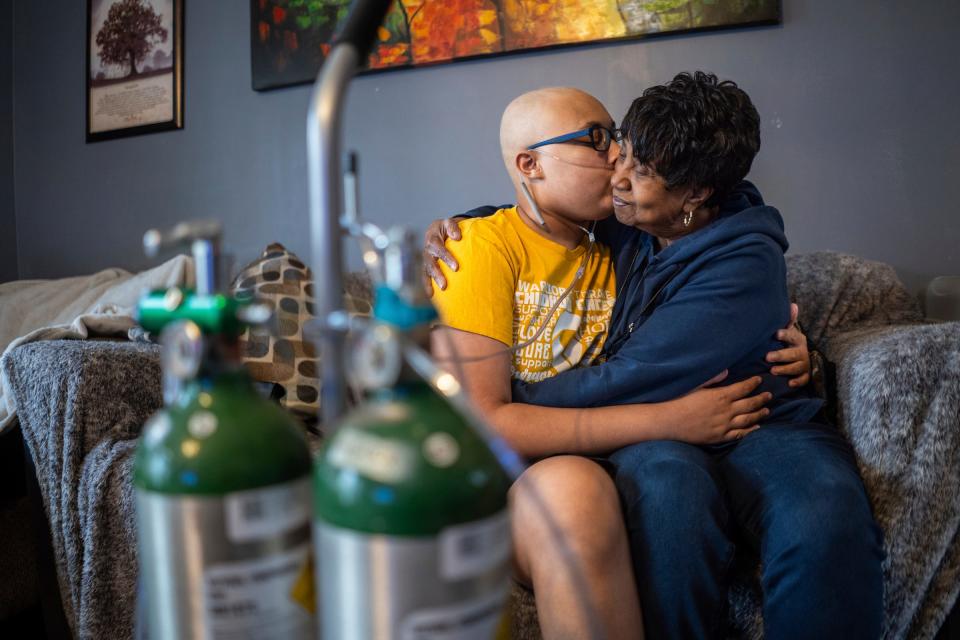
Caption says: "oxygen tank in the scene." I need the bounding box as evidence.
[312,228,514,639]
[134,221,314,640]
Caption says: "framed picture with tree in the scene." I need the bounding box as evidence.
[86,0,184,142]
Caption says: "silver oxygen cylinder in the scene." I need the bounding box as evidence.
[312,230,514,640]
[134,223,315,640]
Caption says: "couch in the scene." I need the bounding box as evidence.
[5,252,960,639]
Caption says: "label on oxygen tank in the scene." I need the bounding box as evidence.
[315,511,511,640]
[399,586,508,640]
[202,543,311,639]
[439,512,511,581]
[224,480,312,543]
[137,478,313,640]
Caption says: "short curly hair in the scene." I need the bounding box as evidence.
[620,71,761,206]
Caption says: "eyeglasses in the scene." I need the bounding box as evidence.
[528,124,622,153]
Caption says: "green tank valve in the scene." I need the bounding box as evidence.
[133,220,313,640]
[137,288,245,336]
[136,221,271,337]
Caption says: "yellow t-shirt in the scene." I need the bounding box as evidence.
[432,206,616,383]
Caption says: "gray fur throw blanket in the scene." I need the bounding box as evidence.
[4,253,959,639]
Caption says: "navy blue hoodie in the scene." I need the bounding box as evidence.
[509,180,824,425]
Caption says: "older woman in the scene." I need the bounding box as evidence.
[427,72,883,639]
[504,72,884,638]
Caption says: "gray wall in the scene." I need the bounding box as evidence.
[0,1,16,284]
[9,1,960,294]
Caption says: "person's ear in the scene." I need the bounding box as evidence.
[515,152,542,181]
[684,185,714,211]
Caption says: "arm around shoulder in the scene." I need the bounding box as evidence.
[512,239,787,408]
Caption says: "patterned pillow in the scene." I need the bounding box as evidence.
[230,243,372,421]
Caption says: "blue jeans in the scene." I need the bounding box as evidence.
[609,421,884,639]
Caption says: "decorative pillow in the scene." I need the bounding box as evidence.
[786,251,923,348]
[230,243,372,421]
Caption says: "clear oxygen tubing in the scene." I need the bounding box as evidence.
[416,191,617,640]
[433,205,598,366]
[518,175,548,226]
[408,332,607,640]
[333,319,609,640]
[335,220,610,640]
[517,145,614,227]
[439,149,609,365]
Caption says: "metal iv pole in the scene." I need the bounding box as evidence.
[306,0,393,426]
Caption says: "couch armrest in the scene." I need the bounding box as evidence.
[826,322,959,466]
[3,339,161,472]
[1,339,161,638]
[825,321,960,639]
[786,252,922,347]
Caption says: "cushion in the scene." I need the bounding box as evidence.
[785,251,922,347]
[230,243,372,421]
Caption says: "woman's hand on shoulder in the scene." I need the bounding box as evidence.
[422,217,464,296]
[662,372,770,444]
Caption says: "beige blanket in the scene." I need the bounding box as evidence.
[0,256,193,434]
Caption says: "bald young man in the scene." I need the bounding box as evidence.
[430,88,777,639]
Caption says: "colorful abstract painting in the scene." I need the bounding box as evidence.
[251,0,780,90]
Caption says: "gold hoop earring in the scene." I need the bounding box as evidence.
[683,209,694,227]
